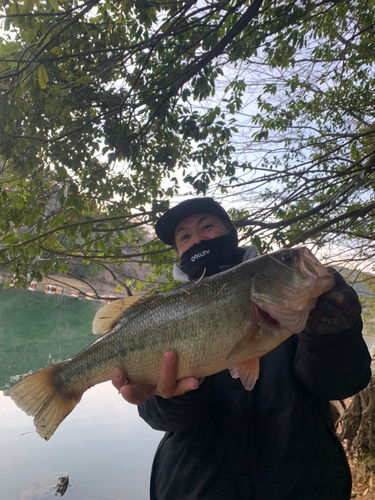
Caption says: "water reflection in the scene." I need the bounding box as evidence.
[0,286,162,500]
[0,286,103,391]
[2,286,373,499]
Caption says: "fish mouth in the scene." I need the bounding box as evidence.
[256,305,280,330]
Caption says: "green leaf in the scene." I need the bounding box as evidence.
[76,76,92,84]
[2,234,19,244]
[1,40,21,55]
[38,65,49,90]
[4,16,11,31]
[50,217,64,230]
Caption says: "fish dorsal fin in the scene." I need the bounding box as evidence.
[229,358,260,391]
[92,295,151,335]
[226,329,259,361]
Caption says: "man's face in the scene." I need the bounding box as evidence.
[174,213,229,257]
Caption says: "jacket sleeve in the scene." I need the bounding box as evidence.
[294,318,372,400]
[138,377,213,432]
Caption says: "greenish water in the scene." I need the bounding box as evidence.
[0,286,101,392]
[0,286,162,500]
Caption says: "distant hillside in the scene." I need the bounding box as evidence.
[337,267,375,337]
[334,266,373,296]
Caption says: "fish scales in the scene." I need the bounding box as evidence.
[8,247,335,440]
[58,267,252,391]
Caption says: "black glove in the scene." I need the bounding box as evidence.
[305,268,362,335]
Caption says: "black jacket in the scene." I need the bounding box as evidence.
[139,319,371,500]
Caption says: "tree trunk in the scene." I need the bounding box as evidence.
[336,375,375,456]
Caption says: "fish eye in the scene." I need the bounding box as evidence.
[281,251,293,265]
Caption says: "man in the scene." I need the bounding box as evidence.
[112,197,371,500]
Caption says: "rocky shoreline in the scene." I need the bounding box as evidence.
[0,267,130,301]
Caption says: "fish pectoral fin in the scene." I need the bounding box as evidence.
[229,358,260,391]
[92,295,154,334]
[225,329,258,360]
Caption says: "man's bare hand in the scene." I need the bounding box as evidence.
[111,351,200,405]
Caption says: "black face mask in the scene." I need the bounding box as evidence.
[179,227,246,281]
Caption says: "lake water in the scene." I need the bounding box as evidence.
[1,286,374,500]
[0,286,163,500]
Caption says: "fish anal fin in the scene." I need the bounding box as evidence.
[226,328,259,361]
[229,358,260,391]
[92,295,153,335]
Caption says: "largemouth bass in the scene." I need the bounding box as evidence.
[9,247,334,440]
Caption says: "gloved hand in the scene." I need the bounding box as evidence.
[305,268,362,335]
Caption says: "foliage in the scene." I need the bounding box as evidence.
[0,0,266,290]
[360,274,375,336]
[0,0,375,294]
[220,0,375,267]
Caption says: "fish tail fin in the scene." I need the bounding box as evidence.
[8,363,83,441]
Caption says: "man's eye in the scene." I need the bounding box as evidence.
[202,224,213,231]
[180,234,189,242]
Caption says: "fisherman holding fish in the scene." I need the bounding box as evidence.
[112,198,371,500]
[9,199,372,500]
